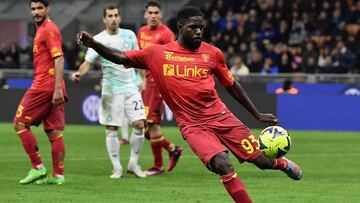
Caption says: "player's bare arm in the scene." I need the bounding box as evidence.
[138,69,146,92]
[226,81,278,125]
[76,31,130,65]
[53,56,65,106]
[72,61,92,83]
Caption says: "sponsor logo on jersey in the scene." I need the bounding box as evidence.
[163,52,195,62]
[163,64,209,78]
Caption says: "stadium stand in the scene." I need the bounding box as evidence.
[0,0,359,77]
[200,0,359,74]
[0,0,188,70]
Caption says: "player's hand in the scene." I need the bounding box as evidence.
[52,88,65,107]
[72,71,81,83]
[76,31,93,47]
[138,81,146,92]
[257,113,278,125]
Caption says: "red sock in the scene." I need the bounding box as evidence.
[273,158,287,170]
[17,129,42,169]
[221,172,252,203]
[150,135,163,169]
[162,136,175,153]
[49,134,65,175]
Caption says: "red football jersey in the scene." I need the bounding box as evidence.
[125,41,235,127]
[31,19,65,91]
[137,24,175,87]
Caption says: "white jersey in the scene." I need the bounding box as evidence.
[85,28,139,95]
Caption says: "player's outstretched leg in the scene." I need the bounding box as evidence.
[15,127,47,184]
[252,154,303,180]
[274,157,303,180]
[210,152,253,203]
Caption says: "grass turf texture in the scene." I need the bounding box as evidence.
[0,123,359,203]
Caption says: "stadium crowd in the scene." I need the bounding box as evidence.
[199,0,360,75]
[0,37,85,70]
[0,0,359,74]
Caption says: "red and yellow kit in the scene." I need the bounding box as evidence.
[137,24,175,123]
[125,41,262,165]
[31,19,65,91]
[14,19,66,131]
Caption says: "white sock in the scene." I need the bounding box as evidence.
[105,129,121,170]
[36,164,46,170]
[121,126,129,141]
[53,174,64,178]
[129,128,144,166]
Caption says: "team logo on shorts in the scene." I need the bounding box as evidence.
[106,115,113,122]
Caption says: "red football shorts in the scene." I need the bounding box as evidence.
[180,113,262,167]
[13,89,65,131]
[142,84,163,124]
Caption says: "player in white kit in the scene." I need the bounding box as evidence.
[72,6,146,178]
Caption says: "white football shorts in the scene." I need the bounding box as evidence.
[99,92,146,126]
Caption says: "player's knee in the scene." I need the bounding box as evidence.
[13,122,26,132]
[210,152,234,175]
[132,120,145,129]
[252,154,274,170]
[106,126,118,131]
[147,124,161,138]
[46,129,61,137]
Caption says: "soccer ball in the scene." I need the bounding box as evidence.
[258,126,291,159]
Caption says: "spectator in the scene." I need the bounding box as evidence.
[229,56,249,76]
[276,20,290,44]
[261,57,278,75]
[332,40,356,73]
[290,46,303,72]
[303,56,319,73]
[318,47,334,73]
[247,43,263,73]
[278,52,293,73]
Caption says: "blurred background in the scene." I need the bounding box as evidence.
[0,0,359,131]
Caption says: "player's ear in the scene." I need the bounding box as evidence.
[46,5,50,14]
[176,23,183,32]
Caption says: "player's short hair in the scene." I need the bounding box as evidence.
[103,6,119,17]
[145,1,162,10]
[283,80,293,90]
[176,6,204,25]
[29,0,49,7]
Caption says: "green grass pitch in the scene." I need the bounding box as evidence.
[0,123,360,203]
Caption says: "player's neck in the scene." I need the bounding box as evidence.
[105,28,119,35]
[36,16,49,27]
[178,36,199,51]
[148,23,161,30]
